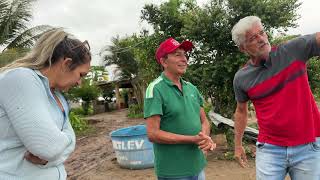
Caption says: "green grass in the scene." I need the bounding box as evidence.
[127,113,144,118]
[127,104,143,118]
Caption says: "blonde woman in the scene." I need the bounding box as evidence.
[0,29,91,179]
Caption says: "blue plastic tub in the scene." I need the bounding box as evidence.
[110,124,154,169]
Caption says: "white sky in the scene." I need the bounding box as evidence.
[30,0,319,66]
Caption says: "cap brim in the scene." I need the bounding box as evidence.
[179,40,194,52]
[155,40,194,64]
[165,40,194,54]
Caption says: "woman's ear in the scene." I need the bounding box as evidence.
[61,57,72,71]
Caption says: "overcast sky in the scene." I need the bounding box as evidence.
[30,0,319,66]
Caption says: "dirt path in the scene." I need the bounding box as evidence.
[65,109,256,180]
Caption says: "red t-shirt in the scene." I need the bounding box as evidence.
[233,34,320,146]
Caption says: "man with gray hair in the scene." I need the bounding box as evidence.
[232,16,320,180]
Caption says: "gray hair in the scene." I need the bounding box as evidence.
[0,28,91,72]
[231,16,262,46]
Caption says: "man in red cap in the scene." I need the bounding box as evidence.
[144,37,215,180]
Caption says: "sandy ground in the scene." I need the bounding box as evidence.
[65,109,257,180]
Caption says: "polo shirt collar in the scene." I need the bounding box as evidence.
[161,72,187,87]
[34,69,46,78]
[34,69,52,91]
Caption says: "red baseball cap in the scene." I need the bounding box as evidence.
[155,37,194,64]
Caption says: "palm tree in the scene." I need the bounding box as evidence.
[103,36,150,109]
[0,0,54,51]
[103,36,139,80]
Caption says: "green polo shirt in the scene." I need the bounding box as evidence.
[144,72,206,178]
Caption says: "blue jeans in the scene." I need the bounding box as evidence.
[256,137,320,180]
[158,169,205,180]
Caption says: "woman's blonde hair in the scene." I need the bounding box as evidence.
[0,28,91,72]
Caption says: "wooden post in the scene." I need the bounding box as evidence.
[115,84,121,109]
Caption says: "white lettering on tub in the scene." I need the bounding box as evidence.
[135,140,144,149]
[112,140,145,150]
[127,140,135,150]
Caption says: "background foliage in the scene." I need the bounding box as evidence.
[105,0,307,118]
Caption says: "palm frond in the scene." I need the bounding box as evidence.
[4,25,57,51]
[0,0,35,46]
[0,1,9,18]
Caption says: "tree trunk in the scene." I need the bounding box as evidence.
[82,101,90,115]
[131,77,146,108]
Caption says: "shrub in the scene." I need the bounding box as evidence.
[203,101,213,114]
[66,79,102,115]
[71,106,94,116]
[71,107,86,116]
[69,111,88,133]
[128,104,143,118]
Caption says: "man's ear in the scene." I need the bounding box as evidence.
[239,44,246,53]
[160,57,167,67]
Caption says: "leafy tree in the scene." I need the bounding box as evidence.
[104,0,302,118]
[227,0,301,31]
[89,65,109,82]
[141,0,302,118]
[67,78,102,115]
[131,32,163,84]
[0,0,54,51]
[270,34,300,45]
[141,0,198,38]
[131,33,165,109]
[103,33,163,108]
[182,0,301,117]
[102,0,197,109]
